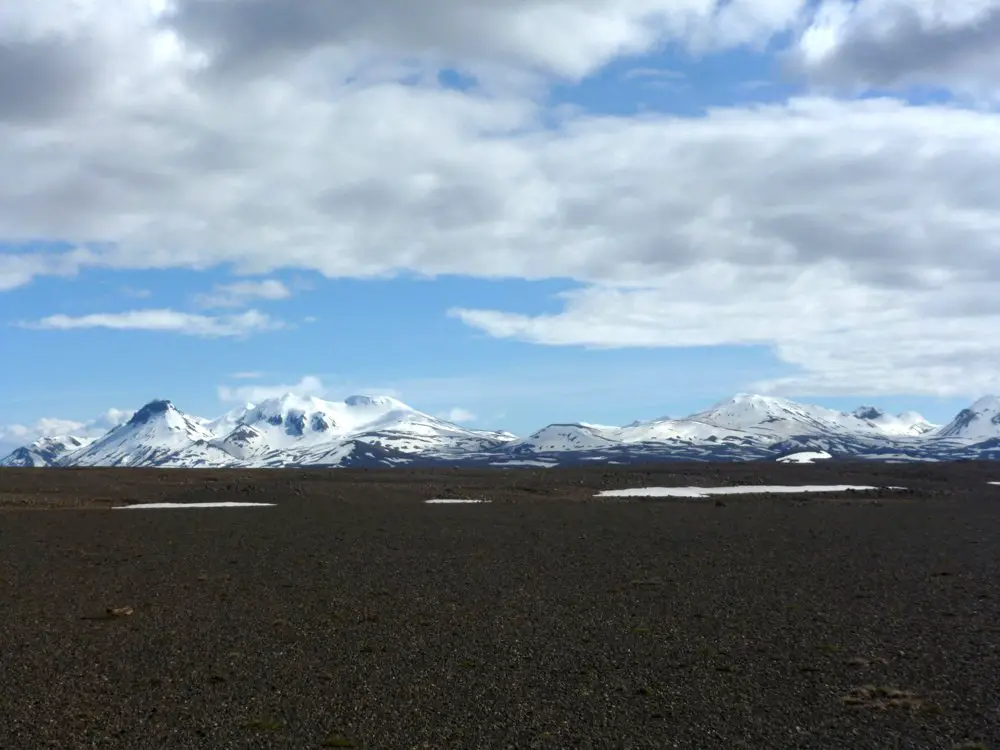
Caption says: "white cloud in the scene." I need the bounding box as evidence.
[4,1,1000,399]
[230,371,264,380]
[22,309,282,337]
[217,375,328,403]
[0,407,132,455]
[437,407,477,423]
[194,279,291,308]
[6,93,1000,287]
[1,418,86,442]
[0,248,93,291]
[163,0,808,82]
[0,0,810,286]
[452,262,1000,398]
[11,94,1000,393]
[791,0,1000,99]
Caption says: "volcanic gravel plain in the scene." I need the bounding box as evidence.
[1,463,998,749]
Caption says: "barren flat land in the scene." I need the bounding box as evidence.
[1,463,998,749]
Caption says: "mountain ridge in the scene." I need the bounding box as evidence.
[3,391,999,468]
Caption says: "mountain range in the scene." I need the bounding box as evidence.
[3,392,1000,469]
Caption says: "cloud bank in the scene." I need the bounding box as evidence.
[3,0,1000,396]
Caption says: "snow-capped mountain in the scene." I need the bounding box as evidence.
[0,435,94,467]
[0,408,134,465]
[65,400,222,467]
[511,424,620,453]
[850,406,936,436]
[201,403,254,439]
[10,394,516,469]
[504,395,940,454]
[684,394,931,439]
[5,391,1000,469]
[935,396,1000,441]
[202,393,515,465]
[226,394,408,449]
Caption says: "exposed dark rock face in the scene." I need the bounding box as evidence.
[127,400,173,425]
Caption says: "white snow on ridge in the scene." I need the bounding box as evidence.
[0,435,95,467]
[211,393,513,460]
[217,394,406,451]
[9,390,1000,469]
[863,409,937,437]
[689,394,932,439]
[569,394,939,449]
[49,393,514,469]
[66,400,219,467]
[936,395,1000,441]
[514,417,754,451]
[597,485,905,498]
[202,402,255,437]
[615,418,750,444]
[512,423,619,452]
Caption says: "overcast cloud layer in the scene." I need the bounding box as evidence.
[3,0,1000,399]
[792,0,1000,98]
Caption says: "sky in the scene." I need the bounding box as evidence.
[3,0,1000,452]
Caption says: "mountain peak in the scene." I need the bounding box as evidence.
[689,392,924,438]
[344,394,410,410]
[254,393,324,413]
[712,393,804,411]
[936,395,1000,440]
[970,395,1000,413]
[128,400,175,426]
[53,398,215,467]
[699,393,803,418]
[217,392,420,452]
[0,435,93,467]
[729,393,786,404]
[853,405,884,420]
[8,390,1000,468]
[248,392,411,415]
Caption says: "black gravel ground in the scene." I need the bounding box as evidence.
[1,465,999,749]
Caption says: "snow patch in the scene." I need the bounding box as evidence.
[777,450,833,464]
[490,460,557,467]
[597,485,904,498]
[116,502,275,509]
[425,499,490,504]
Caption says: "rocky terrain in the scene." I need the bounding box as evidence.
[2,463,998,749]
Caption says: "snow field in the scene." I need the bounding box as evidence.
[597,485,906,499]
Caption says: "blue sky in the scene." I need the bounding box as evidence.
[0,265,803,430]
[2,0,999,448]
